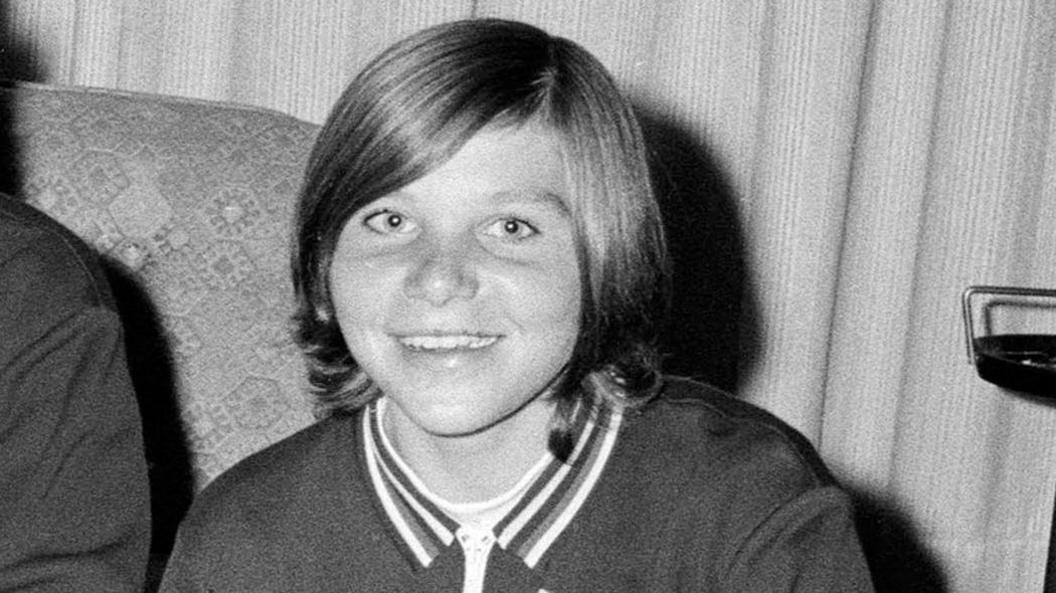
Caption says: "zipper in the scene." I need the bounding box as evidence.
[456,526,496,593]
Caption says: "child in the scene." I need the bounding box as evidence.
[159,18,873,592]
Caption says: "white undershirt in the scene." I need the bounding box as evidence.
[376,397,553,532]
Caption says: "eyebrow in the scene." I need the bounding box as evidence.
[491,189,572,216]
[376,187,573,218]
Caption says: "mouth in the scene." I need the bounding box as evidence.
[396,333,501,352]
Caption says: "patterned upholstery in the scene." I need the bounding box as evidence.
[2,82,320,489]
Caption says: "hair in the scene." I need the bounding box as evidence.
[291,18,669,452]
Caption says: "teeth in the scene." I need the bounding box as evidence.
[398,334,499,351]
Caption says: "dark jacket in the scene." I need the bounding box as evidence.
[0,196,151,592]
[161,377,873,592]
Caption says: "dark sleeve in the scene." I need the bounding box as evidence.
[661,379,875,592]
[156,435,311,593]
[156,494,255,593]
[723,484,874,592]
[0,235,151,592]
[155,527,208,593]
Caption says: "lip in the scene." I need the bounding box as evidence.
[394,333,502,352]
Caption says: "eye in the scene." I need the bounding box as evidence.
[483,218,538,240]
[363,210,417,234]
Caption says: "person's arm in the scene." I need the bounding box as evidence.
[723,485,874,592]
[0,232,151,592]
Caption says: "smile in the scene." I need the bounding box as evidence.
[396,334,500,351]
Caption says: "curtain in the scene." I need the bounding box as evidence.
[3,1,1055,590]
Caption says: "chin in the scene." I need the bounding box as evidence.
[386,384,550,440]
[410,401,511,438]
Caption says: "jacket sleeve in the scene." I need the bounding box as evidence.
[0,240,151,592]
[723,485,875,593]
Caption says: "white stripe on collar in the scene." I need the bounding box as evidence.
[363,398,624,569]
[522,410,622,567]
[362,412,440,566]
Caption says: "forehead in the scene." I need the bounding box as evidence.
[409,125,570,202]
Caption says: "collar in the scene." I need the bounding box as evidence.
[362,398,623,570]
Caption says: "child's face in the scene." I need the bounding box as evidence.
[329,125,581,446]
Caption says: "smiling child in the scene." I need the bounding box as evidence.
[159,18,874,593]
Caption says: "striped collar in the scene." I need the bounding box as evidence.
[362,398,623,570]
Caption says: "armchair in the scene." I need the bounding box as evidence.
[1,80,320,563]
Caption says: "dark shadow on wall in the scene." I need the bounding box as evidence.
[636,105,761,394]
[0,13,46,83]
[637,104,949,592]
[103,262,194,590]
[0,8,43,196]
[1,10,192,592]
[852,490,949,592]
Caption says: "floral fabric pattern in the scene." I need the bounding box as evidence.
[4,82,320,487]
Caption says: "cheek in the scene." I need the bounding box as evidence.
[540,249,582,320]
[499,260,582,330]
[328,262,390,334]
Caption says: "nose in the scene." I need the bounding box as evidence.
[402,238,480,306]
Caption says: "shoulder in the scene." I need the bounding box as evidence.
[0,195,114,312]
[615,376,835,499]
[162,414,375,589]
[177,414,362,540]
[599,378,870,588]
[602,377,853,558]
[0,196,126,375]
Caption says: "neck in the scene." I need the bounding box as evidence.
[381,399,554,503]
